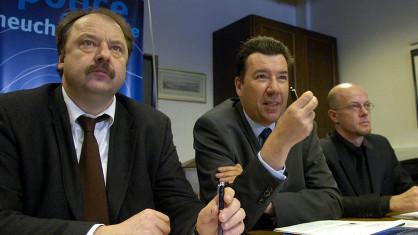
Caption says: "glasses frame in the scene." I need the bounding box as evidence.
[332,101,375,112]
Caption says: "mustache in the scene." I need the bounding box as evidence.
[85,62,115,79]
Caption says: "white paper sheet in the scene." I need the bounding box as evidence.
[274,220,406,235]
[393,212,418,220]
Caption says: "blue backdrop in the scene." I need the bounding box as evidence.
[0,0,145,101]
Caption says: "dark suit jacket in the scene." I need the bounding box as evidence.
[0,84,203,234]
[320,131,414,217]
[194,98,342,230]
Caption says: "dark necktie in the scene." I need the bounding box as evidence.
[259,128,272,147]
[78,115,109,224]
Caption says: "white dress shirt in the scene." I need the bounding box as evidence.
[62,87,115,184]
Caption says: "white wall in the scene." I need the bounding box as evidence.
[142,0,296,163]
[309,0,418,160]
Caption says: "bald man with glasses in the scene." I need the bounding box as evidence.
[320,83,418,218]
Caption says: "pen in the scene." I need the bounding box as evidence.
[290,86,298,101]
[217,182,225,235]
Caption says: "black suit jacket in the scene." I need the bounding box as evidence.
[320,131,414,217]
[194,98,342,230]
[0,84,203,234]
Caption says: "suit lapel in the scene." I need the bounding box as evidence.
[50,86,84,220]
[235,101,259,154]
[106,99,135,223]
[331,135,363,195]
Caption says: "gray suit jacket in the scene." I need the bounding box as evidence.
[194,98,342,230]
[0,84,203,234]
[320,131,414,217]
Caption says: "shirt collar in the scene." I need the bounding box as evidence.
[62,86,115,126]
[243,110,275,138]
[334,130,365,156]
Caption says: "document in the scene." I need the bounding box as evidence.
[393,212,418,220]
[274,220,406,235]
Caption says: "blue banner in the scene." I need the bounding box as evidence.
[0,0,144,101]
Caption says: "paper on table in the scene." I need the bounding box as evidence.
[402,220,418,228]
[393,212,418,220]
[274,220,406,235]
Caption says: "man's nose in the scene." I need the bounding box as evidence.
[267,77,280,93]
[95,43,111,63]
[359,105,369,115]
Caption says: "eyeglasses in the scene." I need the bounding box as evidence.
[334,101,375,112]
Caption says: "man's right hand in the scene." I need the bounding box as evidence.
[261,91,318,170]
[390,186,418,213]
[196,187,245,235]
[95,209,170,235]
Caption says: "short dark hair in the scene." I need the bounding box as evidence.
[56,8,134,58]
[235,36,294,80]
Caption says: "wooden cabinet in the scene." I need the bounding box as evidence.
[213,15,338,137]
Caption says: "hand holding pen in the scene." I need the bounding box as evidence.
[260,88,317,170]
[218,182,225,235]
[280,88,317,142]
[195,186,245,235]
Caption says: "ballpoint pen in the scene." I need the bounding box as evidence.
[217,182,225,235]
[290,86,298,101]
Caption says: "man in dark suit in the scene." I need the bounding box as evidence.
[0,8,245,235]
[194,36,342,231]
[320,83,417,217]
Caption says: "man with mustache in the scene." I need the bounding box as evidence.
[194,36,342,231]
[320,83,417,218]
[0,8,245,235]
[85,61,115,79]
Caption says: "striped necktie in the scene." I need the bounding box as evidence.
[259,128,272,147]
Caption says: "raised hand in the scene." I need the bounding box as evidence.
[261,91,318,170]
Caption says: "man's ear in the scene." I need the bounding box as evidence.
[328,109,339,124]
[57,54,65,71]
[235,76,242,97]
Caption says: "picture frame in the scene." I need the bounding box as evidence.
[411,49,418,126]
[158,68,206,103]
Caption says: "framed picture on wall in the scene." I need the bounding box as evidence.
[158,68,206,103]
[411,49,418,126]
